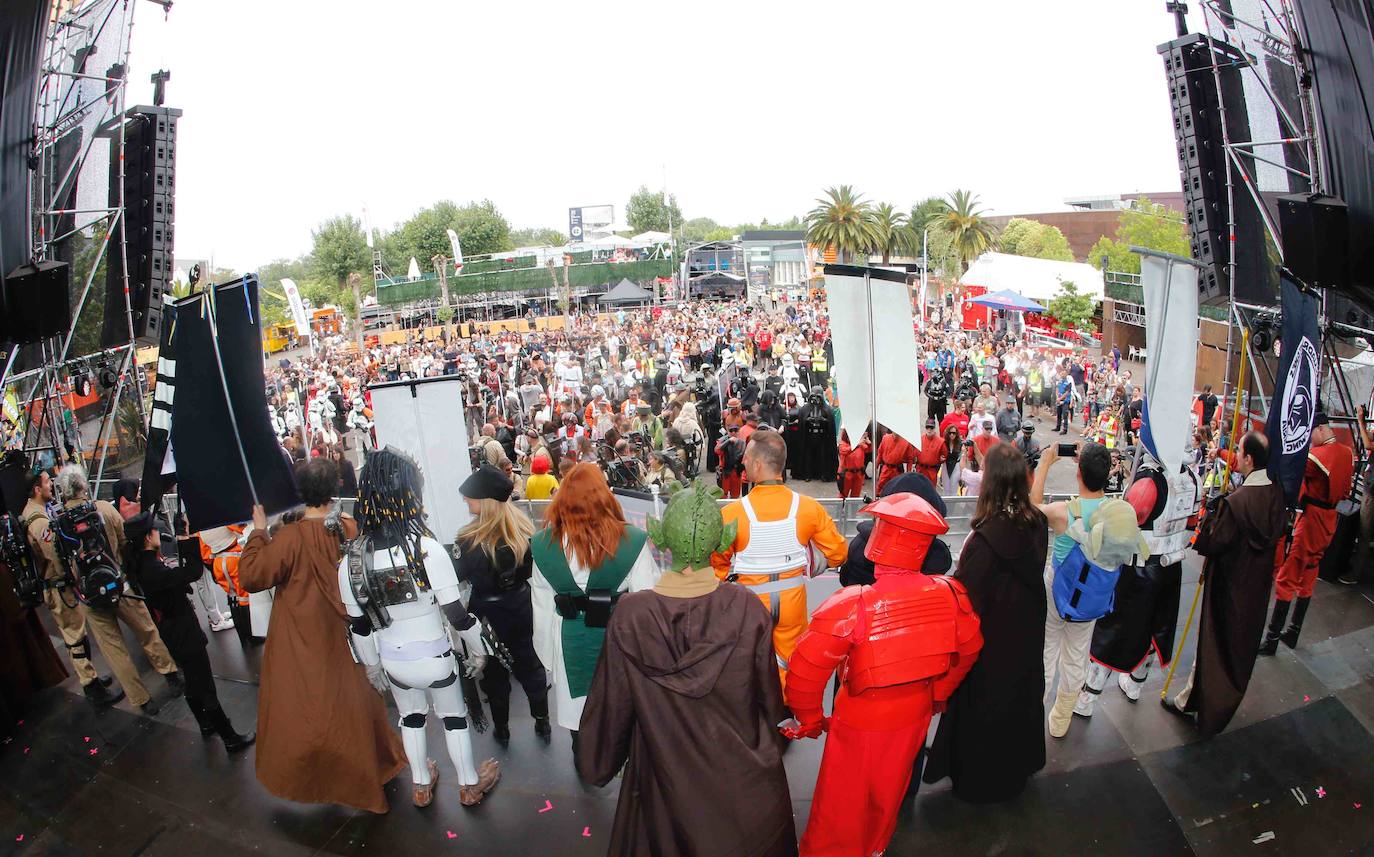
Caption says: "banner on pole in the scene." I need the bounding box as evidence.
[1266,272,1321,506]
[823,264,923,447]
[281,278,310,337]
[446,228,464,274]
[1138,252,1199,474]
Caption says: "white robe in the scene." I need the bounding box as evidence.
[530,538,659,731]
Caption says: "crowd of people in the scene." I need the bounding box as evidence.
[1,293,1370,857]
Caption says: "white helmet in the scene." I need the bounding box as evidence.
[591,385,605,398]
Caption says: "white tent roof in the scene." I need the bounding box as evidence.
[583,233,637,247]
[959,252,1105,303]
[631,230,671,243]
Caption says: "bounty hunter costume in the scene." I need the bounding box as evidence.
[783,493,981,857]
[1077,457,1198,714]
[341,448,501,807]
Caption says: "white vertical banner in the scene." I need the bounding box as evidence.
[1138,251,1199,474]
[824,264,924,448]
[369,376,475,543]
[280,278,310,336]
[446,228,464,274]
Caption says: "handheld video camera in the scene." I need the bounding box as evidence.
[51,503,124,609]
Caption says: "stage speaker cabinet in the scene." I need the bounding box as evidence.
[1159,34,1276,307]
[101,105,181,347]
[1278,193,1348,291]
[3,260,71,344]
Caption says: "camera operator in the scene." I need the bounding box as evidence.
[631,403,665,450]
[606,439,646,489]
[1014,424,1041,472]
[30,465,181,713]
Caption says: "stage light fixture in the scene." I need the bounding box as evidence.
[1250,312,1278,353]
[97,363,118,391]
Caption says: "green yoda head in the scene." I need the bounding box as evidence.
[645,480,737,572]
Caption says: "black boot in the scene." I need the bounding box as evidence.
[531,695,551,742]
[489,697,510,747]
[209,705,255,752]
[83,680,125,708]
[165,671,185,697]
[186,697,216,737]
[1259,599,1291,656]
[1280,597,1311,649]
[97,674,113,688]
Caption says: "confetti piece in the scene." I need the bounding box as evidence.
[445,831,457,840]
[88,748,98,756]
[1303,695,1310,702]
[1253,830,1275,844]
[582,827,591,837]
[15,834,23,842]
[83,736,90,743]
[16,720,22,726]
[538,799,553,813]
[1355,803,1362,809]
[1252,802,1259,808]
[22,747,29,755]
[1316,787,1326,799]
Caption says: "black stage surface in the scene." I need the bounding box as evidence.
[3,558,1374,857]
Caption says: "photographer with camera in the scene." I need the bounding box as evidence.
[27,465,181,714]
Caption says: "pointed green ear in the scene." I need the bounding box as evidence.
[646,516,664,548]
[707,484,724,500]
[718,519,738,553]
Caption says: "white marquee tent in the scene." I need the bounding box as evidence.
[959,252,1106,303]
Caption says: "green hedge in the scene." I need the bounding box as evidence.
[1105,281,1228,321]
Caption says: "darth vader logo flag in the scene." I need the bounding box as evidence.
[171,276,299,531]
[1265,272,1321,507]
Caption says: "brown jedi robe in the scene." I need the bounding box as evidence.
[576,569,797,857]
[0,560,68,734]
[239,517,406,813]
[1186,474,1286,736]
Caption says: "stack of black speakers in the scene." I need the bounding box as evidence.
[1159,34,1275,307]
[101,105,181,346]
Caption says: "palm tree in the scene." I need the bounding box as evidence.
[806,185,879,264]
[930,189,998,300]
[871,203,913,264]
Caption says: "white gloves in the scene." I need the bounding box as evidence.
[365,662,390,695]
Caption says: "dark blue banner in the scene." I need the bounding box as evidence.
[1265,272,1321,507]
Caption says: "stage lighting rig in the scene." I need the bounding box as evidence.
[97,363,118,391]
[1250,312,1279,353]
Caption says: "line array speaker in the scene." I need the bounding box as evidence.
[101,105,181,346]
[2,260,71,344]
[1159,34,1276,307]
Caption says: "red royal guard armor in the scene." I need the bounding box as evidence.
[783,493,982,857]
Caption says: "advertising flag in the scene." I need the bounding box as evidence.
[1265,272,1321,506]
[281,278,310,337]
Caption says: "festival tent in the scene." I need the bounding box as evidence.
[960,252,1105,302]
[631,230,671,243]
[967,288,1045,313]
[599,278,654,305]
[583,233,637,247]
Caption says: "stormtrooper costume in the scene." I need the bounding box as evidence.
[309,396,338,446]
[621,358,642,389]
[341,535,490,804]
[269,405,288,440]
[779,353,804,402]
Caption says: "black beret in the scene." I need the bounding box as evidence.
[459,464,514,502]
[124,511,156,545]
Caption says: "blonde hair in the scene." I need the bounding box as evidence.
[456,497,535,564]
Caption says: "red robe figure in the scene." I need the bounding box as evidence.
[1262,414,1355,653]
[716,426,746,499]
[783,493,982,857]
[913,420,946,485]
[836,430,870,498]
[875,431,916,494]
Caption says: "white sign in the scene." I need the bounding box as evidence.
[280,278,310,337]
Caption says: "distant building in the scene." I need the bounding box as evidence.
[738,230,808,288]
[986,192,1184,262]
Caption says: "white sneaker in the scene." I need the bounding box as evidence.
[209,612,236,632]
[1073,690,1096,718]
[1118,671,1142,701]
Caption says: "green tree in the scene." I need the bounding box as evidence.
[1046,281,1096,332]
[67,224,110,358]
[908,196,947,231]
[1087,196,1188,274]
[871,202,912,264]
[311,215,370,345]
[930,189,998,278]
[999,217,1074,261]
[681,217,721,242]
[806,185,878,264]
[626,185,683,234]
[385,200,513,271]
[510,227,567,247]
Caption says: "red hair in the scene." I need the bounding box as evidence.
[543,463,626,570]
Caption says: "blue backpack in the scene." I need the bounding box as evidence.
[1051,500,1121,622]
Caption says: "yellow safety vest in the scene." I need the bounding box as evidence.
[812,351,827,372]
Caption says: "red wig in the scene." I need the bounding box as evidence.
[543,463,627,570]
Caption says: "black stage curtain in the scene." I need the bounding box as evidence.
[171,277,299,531]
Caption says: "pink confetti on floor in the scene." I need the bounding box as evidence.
[83,736,90,743]
[582,827,591,837]
[538,799,553,813]
[1355,803,1363,809]
[445,831,457,840]
[1303,695,1311,702]
[88,748,98,756]
[16,720,22,726]
[1316,787,1326,799]
[14,834,23,842]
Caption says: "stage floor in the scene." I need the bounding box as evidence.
[4,559,1374,857]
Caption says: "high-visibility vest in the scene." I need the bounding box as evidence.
[811,351,827,372]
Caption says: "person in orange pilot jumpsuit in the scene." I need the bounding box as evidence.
[782,491,982,857]
[200,525,254,648]
[836,429,870,499]
[712,431,848,686]
[1261,412,1355,654]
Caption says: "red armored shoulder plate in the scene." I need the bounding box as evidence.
[807,585,864,638]
[844,575,961,695]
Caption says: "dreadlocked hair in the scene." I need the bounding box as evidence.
[355,446,433,550]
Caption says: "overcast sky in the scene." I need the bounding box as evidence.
[124,1,1185,271]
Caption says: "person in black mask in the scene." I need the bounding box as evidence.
[757,389,785,430]
[122,512,255,751]
[454,465,550,745]
[838,471,952,586]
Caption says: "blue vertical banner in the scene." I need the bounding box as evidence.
[1265,272,1321,506]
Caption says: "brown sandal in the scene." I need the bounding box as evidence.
[459,758,501,807]
[412,759,439,808]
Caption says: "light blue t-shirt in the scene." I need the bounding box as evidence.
[1053,497,1104,564]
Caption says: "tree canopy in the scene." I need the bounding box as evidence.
[806,185,878,263]
[1088,197,1189,274]
[510,227,567,248]
[999,217,1074,262]
[1046,280,1096,332]
[626,185,682,234]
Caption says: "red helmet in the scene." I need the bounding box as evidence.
[862,492,949,570]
